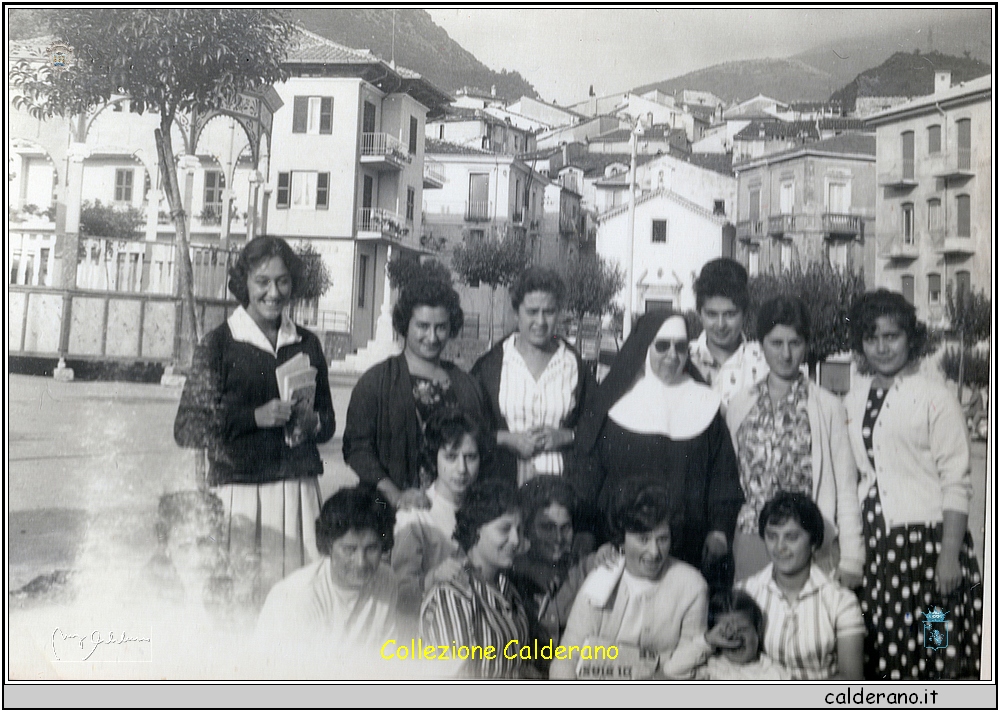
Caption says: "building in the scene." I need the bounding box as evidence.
[866,73,992,325]
[733,134,877,278]
[426,106,536,155]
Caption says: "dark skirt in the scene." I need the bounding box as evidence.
[860,486,982,680]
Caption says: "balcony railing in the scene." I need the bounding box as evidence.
[936,234,976,256]
[466,200,490,222]
[423,160,446,189]
[767,214,796,236]
[736,219,764,242]
[357,207,409,240]
[877,165,918,189]
[877,234,919,261]
[360,132,411,170]
[822,213,864,238]
[927,151,975,181]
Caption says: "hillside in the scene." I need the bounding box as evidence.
[633,58,837,104]
[830,51,991,112]
[288,8,537,101]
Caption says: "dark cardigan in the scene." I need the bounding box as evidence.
[342,353,492,491]
[173,323,336,486]
[470,334,598,484]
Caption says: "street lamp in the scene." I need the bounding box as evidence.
[622,117,645,340]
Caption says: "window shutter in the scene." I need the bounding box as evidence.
[277,172,290,208]
[316,173,330,209]
[320,98,333,134]
[292,97,308,133]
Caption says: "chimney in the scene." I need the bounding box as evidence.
[935,70,952,94]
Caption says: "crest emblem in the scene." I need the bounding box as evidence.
[922,607,949,650]
[46,42,75,73]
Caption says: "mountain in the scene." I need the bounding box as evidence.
[830,51,991,112]
[633,58,838,104]
[288,8,537,101]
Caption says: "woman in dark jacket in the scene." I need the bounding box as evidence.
[471,267,597,486]
[572,310,743,592]
[174,235,336,602]
[342,278,490,511]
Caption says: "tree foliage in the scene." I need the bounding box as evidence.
[940,348,990,390]
[451,232,527,290]
[559,253,625,320]
[10,9,296,366]
[947,285,991,346]
[293,241,332,302]
[386,255,453,293]
[78,200,144,240]
[747,263,866,368]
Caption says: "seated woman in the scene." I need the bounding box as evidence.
[695,590,790,680]
[343,277,490,512]
[550,483,709,680]
[392,408,483,619]
[510,476,597,674]
[738,491,864,680]
[420,478,534,679]
[254,485,398,665]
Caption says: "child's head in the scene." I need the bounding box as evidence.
[156,490,226,576]
[421,408,484,502]
[708,590,765,665]
[517,475,578,565]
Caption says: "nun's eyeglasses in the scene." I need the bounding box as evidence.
[652,339,688,354]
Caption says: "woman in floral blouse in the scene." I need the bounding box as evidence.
[726,295,863,587]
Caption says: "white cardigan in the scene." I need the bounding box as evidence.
[844,370,971,529]
[727,380,864,577]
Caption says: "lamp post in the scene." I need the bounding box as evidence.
[622,118,644,339]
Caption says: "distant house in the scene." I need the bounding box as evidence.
[866,73,991,326]
[733,134,877,278]
[505,96,584,129]
[427,106,537,155]
[723,94,790,120]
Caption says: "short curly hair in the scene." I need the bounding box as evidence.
[694,258,749,313]
[453,478,520,553]
[391,278,464,339]
[419,407,485,484]
[315,485,396,556]
[155,490,225,545]
[756,294,811,343]
[517,475,578,533]
[509,266,567,311]
[848,289,928,364]
[757,491,824,548]
[227,235,304,307]
[607,480,672,547]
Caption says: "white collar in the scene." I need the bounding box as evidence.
[608,372,721,440]
[228,305,300,356]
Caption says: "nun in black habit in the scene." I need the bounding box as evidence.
[572,311,744,590]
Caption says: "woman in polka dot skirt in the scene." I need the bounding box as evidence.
[844,290,982,680]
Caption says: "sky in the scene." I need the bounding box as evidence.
[427,7,988,105]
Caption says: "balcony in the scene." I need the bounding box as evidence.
[936,236,976,257]
[878,164,918,189]
[822,213,864,238]
[767,214,796,237]
[878,235,919,261]
[927,151,975,181]
[466,200,490,222]
[423,160,445,189]
[357,207,409,241]
[360,133,411,171]
[736,219,764,243]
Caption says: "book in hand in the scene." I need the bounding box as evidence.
[576,637,659,680]
[275,353,318,448]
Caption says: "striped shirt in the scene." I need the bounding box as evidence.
[739,563,865,680]
[420,567,532,679]
[498,335,579,484]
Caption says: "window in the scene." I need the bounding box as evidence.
[956,118,971,170]
[956,194,970,237]
[204,170,225,213]
[645,299,673,313]
[779,180,794,214]
[408,116,419,154]
[406,186,415,222]
[713,200,725,215]
[748,187,761,223]
[439,124,445,140]
[292,96,333,134]
[901,275,915,304]
[468,173,489,220]
[827,181,850,213]
[780,241,793,271]
[928,124,941,154]
[468,229,485,243]
[901,131,914,180]
[276,171,330,210]
[651,219,667,244]
[828,241,847,272]
[362,101,377,134]
[955,270,971,296]
[114,168,134,203]
[901,203,914,244]
[927,198,942,232]
[747,247,760,277]
[927,273,941,304]
[357,254,368,308]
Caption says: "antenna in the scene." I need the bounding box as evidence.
[391,10,396,68]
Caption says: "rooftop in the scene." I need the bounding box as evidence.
[735,133,876,169]
[865,75,992,125]
[424,138,492,156]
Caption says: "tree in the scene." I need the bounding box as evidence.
[451,231,527,345]
[560,253,624,320]
[78,200,144,241]
[11,9,296,366]
[293,241,332,303]
[386,255,453,293]
[946,284,991,400]
[747,263,866,372]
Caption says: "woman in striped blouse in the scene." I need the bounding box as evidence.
[419,478,535,678]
